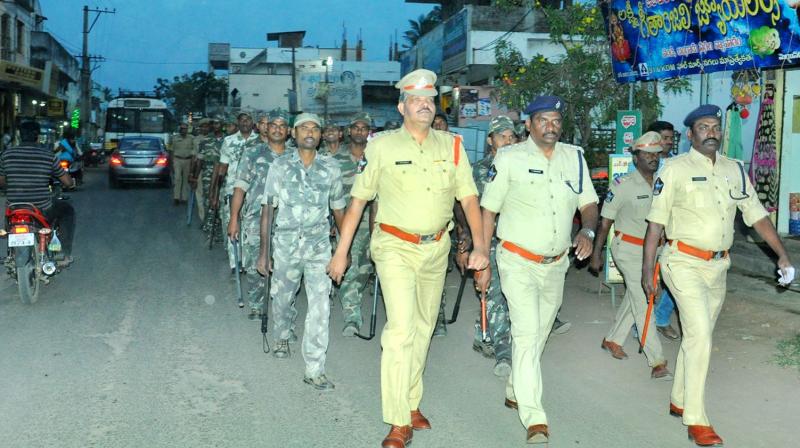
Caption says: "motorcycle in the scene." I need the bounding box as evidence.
[56,141,83,186]
[84,142,105,167]
[1,203,62,304]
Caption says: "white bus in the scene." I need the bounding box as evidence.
[104,92,175,152]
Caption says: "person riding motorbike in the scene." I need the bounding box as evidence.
[55,129,83,186]
[0,121,76,266]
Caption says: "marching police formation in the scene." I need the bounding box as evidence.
[171,69,793,447]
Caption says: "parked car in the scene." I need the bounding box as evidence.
[108,136,170,188]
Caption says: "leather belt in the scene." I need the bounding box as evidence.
[501,240,564,264]
[173,155,193,160]
[669,240,728,261]
[614,230,644,246]
[379,223,446,244]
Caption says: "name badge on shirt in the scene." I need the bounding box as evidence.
[636,194,649,199]
[395,160,412,165]
[691,176,707,182]
[528,169,544,174]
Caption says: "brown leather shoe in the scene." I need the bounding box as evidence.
[382,425,413,448]
[657,324,680,340]
[601,338,628,360]
[410,409,431,430]
[526,424,549,444]
[669,403,683,418]
[688,425,723,446]
[651,362,673,380]
[504,398,518,410]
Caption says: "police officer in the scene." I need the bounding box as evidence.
[478,95,598,444]
[229,109,291,320]
[327,69,489,448]
[589,131,672,379]
[196,119,224,236]
[642,105,793,447]
[210,113,257,274]
[257,112,346,390]
[333,112,374,336]
[646,120,681,340]
[169,123,195,205]
[457,115,515,376]
[190,119,211,222]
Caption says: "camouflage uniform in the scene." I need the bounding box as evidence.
[233,138,290,313]
[198,135,223,234]
[263,150,346,377]
[332,147,373,328]
[473,154,511,362]
[219,130,258,268]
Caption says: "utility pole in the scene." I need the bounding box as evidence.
[80,5,115,141]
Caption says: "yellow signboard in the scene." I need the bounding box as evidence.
[0,61,44,90]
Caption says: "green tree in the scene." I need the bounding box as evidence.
[403,6,442,48]
[492,1,690,150]
[153,71,228,120]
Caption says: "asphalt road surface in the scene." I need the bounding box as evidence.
[1,168,798,447]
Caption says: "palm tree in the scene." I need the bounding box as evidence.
[402,6,442,48]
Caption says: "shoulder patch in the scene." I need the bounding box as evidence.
[653,177,664,196]
[605,191,615,203]
[486,164,497,182]
[356,155,368,173]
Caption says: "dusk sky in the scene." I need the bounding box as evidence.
[39,0,435,92]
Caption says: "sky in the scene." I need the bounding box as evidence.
[39,0,435,92]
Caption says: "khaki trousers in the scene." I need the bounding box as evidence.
[498,244,569,428]
[660,243,729,426]
[606,237,666,366]
[172,157,192,201]
[370,226,449,426]
[195,181,205,221]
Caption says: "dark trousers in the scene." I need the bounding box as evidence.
[45,200,75,256]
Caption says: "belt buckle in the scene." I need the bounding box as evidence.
[540,256,558,264]
[419,233,437,244]
[711,251,725,260]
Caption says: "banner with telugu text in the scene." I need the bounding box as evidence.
[600,0,800,83]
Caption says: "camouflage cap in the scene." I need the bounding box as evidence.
[383,120,401,130]
[488,115,515,136]
[350,111,373,126]
[514,122,527,136]
[395,69,437,97]
[294,112,322,128]
[268,108,290,123]
[632,131,664,153]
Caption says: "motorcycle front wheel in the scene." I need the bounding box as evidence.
[14,246,40,304]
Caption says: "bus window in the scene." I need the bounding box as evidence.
[107,108,136,133]
[140,110,166,133]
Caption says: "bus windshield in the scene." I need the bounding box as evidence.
[106,108,168,133]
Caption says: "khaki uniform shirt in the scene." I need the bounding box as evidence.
[647,148,768,252]
[170,134,195,158]
[350,127,477,235]
[481,138,598,257]
[601,169,653,239]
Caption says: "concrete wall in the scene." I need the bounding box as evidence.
[229,73,291,113]
[779,68,800,234]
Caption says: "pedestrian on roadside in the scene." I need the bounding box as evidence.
[477,95,598,444]
[589,131,672,380]
[169,123,195,206]
[333,112,374,337]
[229,109,292,321]
[257,112,346,390]
[642,104,794,447]
[456,115,515,376]
[645,120,681,341]
[326,69,489,448]
[210,113,257,274]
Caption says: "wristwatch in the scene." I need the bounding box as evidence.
[580,228,596,239]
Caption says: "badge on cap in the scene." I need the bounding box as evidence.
[357,155,368,174]
[487,164,497,182]
[653,177,664,196]
[555,101,561,110]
